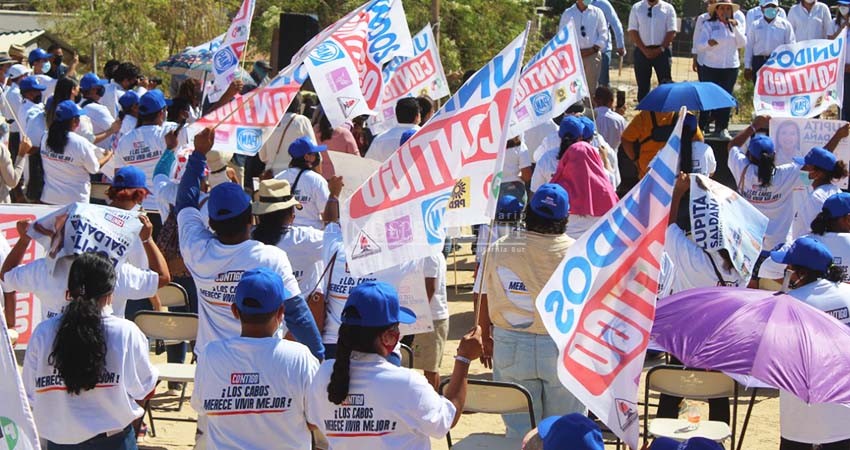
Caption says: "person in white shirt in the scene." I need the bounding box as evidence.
[259,93,316,177]
[770,237,850,450]
[593,86,626,152]
[17,76,46,202]
[746,2,786,30]
[0,120,29,203]
[790,147,846,239]
[112,91,139,153]
[79,72,119,150]
[590,0,626,87]
[40,100,113,205]
[22,253,157,447]
[808,192,850,281]
[787,0,832,42]
[192,267,320,450]
[745,0,795,83]
[412,253,450,391]
[694,0,747,140]
[174,128,324,359]
[559,0,609,94]
[366,97,420,162]
[627,0,678,100]
[4,64,31,159]
[531,115,583,193]
[306,281,483,450]
[102,62,141,118]
[694,0,747,76]
[501,136,532,186]
[832,1,850,121]
[27,48,56,101]
[274,137,343,230]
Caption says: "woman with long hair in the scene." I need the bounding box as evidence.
[23,252,157,449]
[312,107,359,179]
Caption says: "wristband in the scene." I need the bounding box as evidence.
[142,237,152,244]
[454,355,471,365]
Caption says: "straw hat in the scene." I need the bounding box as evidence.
[708,0,740,15]
[206,150,233,175]
[252,178,302,215]
[8,44,25,60]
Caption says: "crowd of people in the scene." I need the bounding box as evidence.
[0,0,849,448]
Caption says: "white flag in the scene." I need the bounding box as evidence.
[0,313,40,450]
[208,0,256,103]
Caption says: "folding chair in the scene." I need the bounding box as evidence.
[133,311,199,437]
[438,379,535,449]
[643,365,739,449]
[89,182,110,205]
[399,343,414,369]
[157,282,190,309]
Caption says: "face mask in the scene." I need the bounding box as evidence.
[42,61,51,74]
[53,55,63,67]
[32,94,42,104]
[584,0,594,4]
[841,6,849,15]
[763,7,778,19]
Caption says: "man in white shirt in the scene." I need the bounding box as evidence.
[3,64,30,167]
[258,93,316,177]
[366,97,420,162]
[593,86,626,152]
[192,267,319,450]
[746,3,786,30]
[17,76,46,202]
[627,0,678,100]
[589,0,626,87]
[412,253,450,391]
[787,0,831,42]
[560,0,609,95]
[27,48,55,102]
[79,73,116,150]
[745,0,795,83]
[102,62,141,118]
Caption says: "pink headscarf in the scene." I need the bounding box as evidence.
[550,141,618,217]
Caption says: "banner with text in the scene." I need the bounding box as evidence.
[341,27,529,277]
[208,0,256,103]
[0,314,40,450]
[509,22,588,137]
[769,117,850,188]
[305,0,414,128]
[369,24,451,135]
[536,108,685,450]
[754,36,846,118]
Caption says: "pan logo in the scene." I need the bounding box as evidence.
[790,96,811,117]
[213,47,238,74]
[421,193,450,245]
[531,91,553,116]
[236,128,262,153]
[310,42,344,66]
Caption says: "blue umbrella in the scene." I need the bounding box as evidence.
[636,81,737,112]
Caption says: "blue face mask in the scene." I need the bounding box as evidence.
[42,61,51,73]
[763,7,778,19]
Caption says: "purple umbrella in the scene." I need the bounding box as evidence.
[651,287,850,406]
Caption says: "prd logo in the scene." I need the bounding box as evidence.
[236,128,262,153]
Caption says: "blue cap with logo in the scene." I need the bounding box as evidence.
[234,267,289,314]
[823,192,850,219]
[747,134,775,160]
[288,136,328,159]
[207,182,251,221]
[28,48,49,64]
[530,183,570,220]
[649,437,724,450]
[341,281,416,327]
[112,166,150,192]
[579,116,595,140]
[54,100,87,123]
[496,194,524,221]
[559,116,584,140]
[80,72,109,91]
[18,76,46,92]
[119,91,140,110]
[771,236,834,272]
[138,89,172,115]
[538,413,603,450]
[794,147,837,172]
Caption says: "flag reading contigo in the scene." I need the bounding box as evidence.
[508,22,588,137]
[304,0,413,128]
[0,314,40,450]
[754,35,846,118]
[369,24,451,135]
[207,0,256,103]
[535,108,685,450]
[341,27,530,277]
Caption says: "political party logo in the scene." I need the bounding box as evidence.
[309,41,345,66]
[338,97,360,118]
[0,417,19,449]
[516,105,530,121]
[327,67,353,92]
[615,399,638,431]
[382,106,395,120]
[385,215,413,249]
[790,96,811,117]
[103,212,125,228]
[230,373,260,384]
[531,91,553,116]
[570,79,580,94]
[421,193,450,245]
[231,24,247,39]
[215,129,231,142]
[236,127,262,153]
[213,46,238,75]
[771,101,785,110]
[555,87,568,103]
[351,230,381,260]
[448,177,471,210]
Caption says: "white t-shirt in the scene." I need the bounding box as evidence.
[780,279,850,444]
[3,256,159,320]
[661,225,744,297]
[81,101,115,150]
[18,99,43,135]
[365,124,420,163]
[531,148,558,193]
[101,81,125,118]
[177,207,301,353]
[306,352,456,450]
[792,183,840,240]
[116,122,188,210]
[33,74,56,102]
[23,313,157,444]
[192,337,319,450]
[5,85,23,133]
[423,254,448,321]
[275,168,330,230]
[275,226,325,295]
[39,132,101,205]
[522,121,558,161]
[691,141,717,176]
[501,144,532,184]
[759,232,850,281]
[257,113,316,177]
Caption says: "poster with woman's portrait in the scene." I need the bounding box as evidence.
[769,118,850,188]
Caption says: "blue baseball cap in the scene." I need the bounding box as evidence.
[80,72,109,91]
[496,194,524,221]
[771,236,834,272]
[794,147,837,172]
[839,0,850,5]
[28,48,49,64]
[288,136,328,159]
[823,192,850,219]
[138,89,172,115]
[54,100,87,123]
[112,166,150,192]
[207,182,251,221]
[400,128,416,146]
[747,134,775,160]
[559,116,584,140]
[342,281,416,327]
[530,183,569,220]
[119,91,139,110]
[18,76,46,92]
[579,116,595,140]
[538,414,603,450]
[234,267,289,314]
[650,437,724,450]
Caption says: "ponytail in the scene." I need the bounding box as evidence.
[756,153,775,187]
[48,253,116,395]
[251,209,293,245]
[46,120,71,154]
[327,321,394,405]
[558,136,578,159]
[679,123,696,174]
[810,210,832,235]
[830,161,849,181]
[827,265,847,283]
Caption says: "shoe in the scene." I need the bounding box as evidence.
[716,129,732,140]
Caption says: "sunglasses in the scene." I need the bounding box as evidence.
[581,25,587,37]
[648,6,653,17]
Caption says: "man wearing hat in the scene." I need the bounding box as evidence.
[274,136,343,230]
[744,0,795,83]
[191,267,320,450]
[478,183,585,438]
[79,73,118,150]
[8,44,25,64]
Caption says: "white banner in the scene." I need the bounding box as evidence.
[305,0,414,128]
[341,27,529,277]
[369,24,451,135]
[208,0,256,103]
[535,108,685,450]
[0,314,40,450]
[769,117,850,188]
[326,152,382,201]
[754,35,846,118]
[509,22,588,137]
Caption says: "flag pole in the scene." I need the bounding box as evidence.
[472,218,497,326]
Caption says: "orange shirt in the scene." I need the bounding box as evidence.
[621,111,704,176]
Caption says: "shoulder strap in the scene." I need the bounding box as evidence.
[738,162,750,192]
[308,250,338,299]
[703,249,728,286]
[291,168,309,193]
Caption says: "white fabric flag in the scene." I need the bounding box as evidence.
[0,313,40,450]
[535,108,685,450]
[208,0,256,103]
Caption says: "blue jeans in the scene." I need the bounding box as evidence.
[493,327,586,438]
[48,424,137,449]
[599,51,611,87]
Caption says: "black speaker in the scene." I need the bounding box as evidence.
[277,13,320,71]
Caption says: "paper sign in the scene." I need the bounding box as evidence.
[769,117,850,188]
